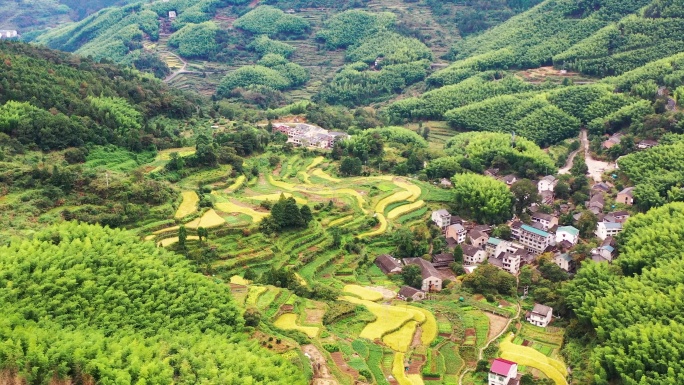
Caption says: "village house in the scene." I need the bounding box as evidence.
[511,222,553,255]
[592,237,616,263]
[374,254,403,274]
[168,10,177,18]
[637,139,658,149]
[539,190,554,205]
[537,175,558,193]
[616,187,635,206]
[462,244,488,265]
[440,178,453,188]
[446,223,466,244]
[531,212,558,231]
[485,168,500,177]
[488,358,518,385]
[403,258,442,292]
[488,251,521,275]
[596,221,623,240]
[273,123,348,149]
[397,286,425,302]
[432,253,455,268]
[468,229,489,247]
[555,226,579,246]
[431,209,451,233]
[602,133,622,149]
[554,253,574,272]
[0,30,18,39]
[603,210,630,223]
[527,303,553,327]
[501,174,518,186]
[486,237,525,259]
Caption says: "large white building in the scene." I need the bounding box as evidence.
[273,123,348,149]
[489,358,518,385]
[431,209,451,232]
[555,226,580,246]
[596,221,623,240]
[537,175,558,193]
[527,303,553,327]
[512,223,553,255]
[0,30,18,39]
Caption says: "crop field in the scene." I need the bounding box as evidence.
[184,209,226,228]
[225,175,246,193]
[343,285,384,302]
[387,200,426,220]
[383,321,418,352]
[274,313,319,338]
[175,191,199,219]
[215,201,268,223]
[500,334,568,385]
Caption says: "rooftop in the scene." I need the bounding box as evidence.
[600,222,623,230]
[532,303,553,316]
[619,187,635,197]
[521,224,550,238]
[556,253,572,262]
[487,237,502,246]
[434,209,450,217]
[375,254,402,274]
[398,286,423,298]
[462,244,481,257]
[490,358,517,376]
[557,226,579,236]
[404,258,441,280]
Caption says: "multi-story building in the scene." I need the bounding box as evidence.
[513,223,553,255]
[446,223,466,244]
[595,221,623,240]
[531,212,558,231]
[431,209,451,232]
[272,123,348,149]
[555,226,580,246]
[527,303,553,327]
[488,358,518,385]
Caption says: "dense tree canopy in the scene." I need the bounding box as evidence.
[450,173,514,224]
[168,21,219,58]
[234,6,310,38]
[316,10,396,49]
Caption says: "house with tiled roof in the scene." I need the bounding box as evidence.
[512,223,553,255]
[397,286,425,302]
[617,187,635,206]
[431,209,451,232]
[463,244,488,265]
[489,358,518,385]
[527,303,553,327]
[538,175,558,193]
[554,253,573,272]
[531,212,558,231]
[403,258,442,292]
[374,254,403,274]
[468,229,489,247]
[555,226,579,246]
[596,221,623,240]
[432,253,455,268]
[446,223,466,244]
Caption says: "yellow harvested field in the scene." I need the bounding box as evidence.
[158,147,196,161]
[327,215,353,227]
[310,188,365,211]
[230,275,251,285]
[343,285,384,302]
[341,296,425,341]
[267,174,296,190]
[295,273,307,286]
[153,226,179,235]
[500,334,568,385]
[383,321,417,352]
[158,236,199,247]
[297,171,312,185]
[358,214,387,239]
[274,313,319,338]
[411,307,438,346]
[311,169,341,183]
[394,180,422,201]
[144,235,156,241]
[184,209,226,229]
[247,193,307,205]
[306,156,325,171]
[393,353,424,385]
[376,191,413,214]
[175,191,199,219]
[226,175,246,193]
[387,200,425,220]
[216,201,269,222]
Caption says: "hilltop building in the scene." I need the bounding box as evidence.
[273,123,348,149]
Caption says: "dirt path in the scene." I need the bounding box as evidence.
[484,312,510,342]
[163,51,188,83]
[302,344,339,385]
[459,303,521,385]
[559,129,614,182]
[558,133,582,175]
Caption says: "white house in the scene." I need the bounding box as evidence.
[513,224,553,255]
[488,358,518,385]
[489,251,521,275]
[0,30,18,39]
[462,244,488,265]
[538,175,558,193]
[595,221,623,240]
[527,303,553,327]
[404,258,442,292]
[531,212,558,231]
[446,223,466,244]
[431,209,451,232]
[554,253,573,272]
[555,226,579,246]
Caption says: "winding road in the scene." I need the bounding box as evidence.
[559,129,614,182]
[163,51,188,83]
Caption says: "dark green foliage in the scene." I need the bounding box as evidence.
[132,51,171,78]
[234,6,310,38]
[425,157,464,179]
[510,179,541,215]
[259,195,311,233]
[606,51,684,92]
[345,31,433,65]
[445,95,581,147]
[217,65,291,94]
[393,228,429,259]
[168,21,219,58]
[258,54,310,87]
[248,35,297,57]
[450,173,514,224]
[401,264,423,289]
[316,10,396,49]
[0,42,195,150]
[462,263,517,295]
[0,222,305,384]
[444,132,555,177]
[563,203,684,384]
[339,156,362,176]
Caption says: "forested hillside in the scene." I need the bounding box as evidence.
[0,222,306,384]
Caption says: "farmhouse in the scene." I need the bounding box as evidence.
[637,139,658,149]
[537,175,557,193]
[446,223,466,244]
[596,221,623,240]
[554,253,573,272]
[404,258,442,292]
[463,244,488,265]
[375,254,403,274]
[555,225,579,246]
[397,286,425,302]
[527,303,553,327]
[501,174,517,186]
[488,358,518,385]
[531,212,558,231]
[604,210,630,223]
[592,238,616,263]
[468,229,489,247]
[432,253,455,268]
[616,187,635,206]
[489,251,521,275]
[431,209,451,232]
[592,182,612,193]
[602,133,622,149]
[273,123,348,149]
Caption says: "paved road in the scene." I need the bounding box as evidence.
[163,51,188,83]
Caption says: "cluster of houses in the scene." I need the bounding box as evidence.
[0,30,18,39]
[273,123,348,149]
[375,254,444,302]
